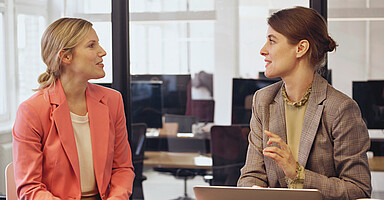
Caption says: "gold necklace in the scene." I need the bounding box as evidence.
[282,84,312,107]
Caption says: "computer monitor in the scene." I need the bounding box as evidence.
[232,78,279,125]
[131,74,191,115]
[131,80,163,128]
[353,80,384,129]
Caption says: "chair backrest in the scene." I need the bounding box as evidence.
[130,123,147,200]
[164,114,200,133]
[187,100,215,123]
[131,123,147,160]
[210,125,250,186]
[166,137,208,154]
[5,162,17,200]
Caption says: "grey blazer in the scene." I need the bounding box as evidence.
[237,73,371,200]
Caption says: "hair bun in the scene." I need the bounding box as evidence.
[327,36,337,52]
[37,72,50,84]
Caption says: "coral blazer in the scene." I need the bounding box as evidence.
[238,73,371,200]
[13,80,135,200]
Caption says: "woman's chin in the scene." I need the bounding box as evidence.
[264,71,278,79]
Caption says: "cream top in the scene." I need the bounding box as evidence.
[70,112,98,198]
[285,102,308,161]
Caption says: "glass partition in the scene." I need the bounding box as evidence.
[129,0,308,124]
[328,0,384,97]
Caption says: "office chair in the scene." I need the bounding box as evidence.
[210,125,249,186]
[5,162,17,200]
[130,123,148,200]
[155,116,208,200]
[162,136,208,199]
[164,114,199,133]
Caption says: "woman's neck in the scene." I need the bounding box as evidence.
[60,75,88,115]
[283,66,315,103]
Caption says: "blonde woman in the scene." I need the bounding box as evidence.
[13,18,134,199]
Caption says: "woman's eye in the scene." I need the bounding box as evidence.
[269,39,275,44]
[89,43,95,48]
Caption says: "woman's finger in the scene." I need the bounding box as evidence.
[265,130,290,152]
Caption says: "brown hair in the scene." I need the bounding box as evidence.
[36,17,92,90]
[268,6,337,69]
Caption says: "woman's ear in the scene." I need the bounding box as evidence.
[296,39,309,58]
[59,50,72,64]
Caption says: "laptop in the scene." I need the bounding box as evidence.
[193,186,322,200]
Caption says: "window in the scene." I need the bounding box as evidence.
[129,0,215,75]
[91,22,112,83]
[0,12,6,121]
[83,0,111,14]
[238,0,309,78]
[74,0,112,83]
[16,14,46,104]
[328,0,384,97]
[130,0,214,12]
[0,0,48,127]
[129,0,310,124]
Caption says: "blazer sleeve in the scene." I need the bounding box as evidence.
[13,102,61,200]
[237,92,268,187]
[303,98,372,200]
[107,93,135,199]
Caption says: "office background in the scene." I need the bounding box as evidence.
[0,0,383,198]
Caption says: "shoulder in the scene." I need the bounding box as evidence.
[88,83,121,95]
[312,73,358,111]
[87,83,124,108]
[253,81,283,106]
[88,83,123,99]
[14,90,53,134]
[325,85,358,110]
[322,85,363,125]
[18,90,50,113]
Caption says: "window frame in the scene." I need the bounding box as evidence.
[0,2,14,130]
[0,0,48,132]
[0,8,9,123]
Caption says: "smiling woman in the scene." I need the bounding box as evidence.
[60,28,107,96]
[12,18,135,199]
[238,7,371,200]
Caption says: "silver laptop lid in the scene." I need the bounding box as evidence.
[193,185,322,200]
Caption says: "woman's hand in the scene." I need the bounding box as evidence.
[262,130,297,179]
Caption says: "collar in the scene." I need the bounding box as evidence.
[44,79,106,106]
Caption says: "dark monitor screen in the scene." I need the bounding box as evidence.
[353,80,384,129]
[131,81,163,128]
[232,78,279,125]
[131,74,191,115]
[95,83,112,88]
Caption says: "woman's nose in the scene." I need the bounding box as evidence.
[99,46,107,57]
[260,43,268,56]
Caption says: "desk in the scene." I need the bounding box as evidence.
[369,156,384,171]
[144,152,384,171]
[144,151,212,170]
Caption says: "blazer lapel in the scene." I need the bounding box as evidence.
[268,86,288,187]
[86,84,110,188]
[49,80,81,182]
[298,74,327,167]
[269,91,287,143]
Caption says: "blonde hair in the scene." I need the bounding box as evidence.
[36,17,93,90]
